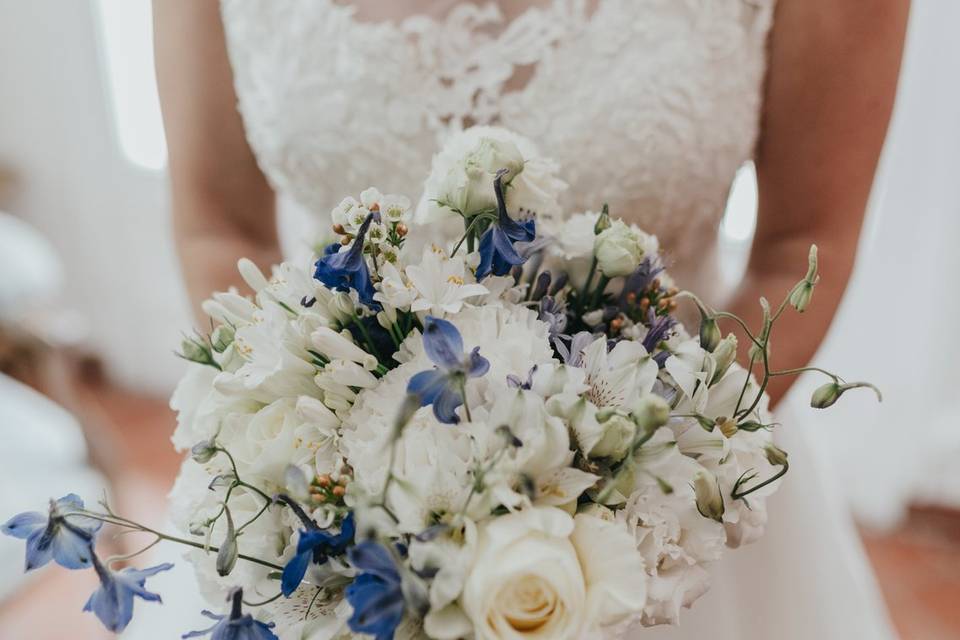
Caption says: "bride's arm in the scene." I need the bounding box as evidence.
[153,0,281,322]
[728,0,910,404]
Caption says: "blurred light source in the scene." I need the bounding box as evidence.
[721,162,758,243]
[94,0,166,170]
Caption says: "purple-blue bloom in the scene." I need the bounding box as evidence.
[183,589,278,640]
[642,308,677,363]
[314,213,377,306]
[345,541,404,640]
[281,513,355,597]
[2,494,101,571]
[475,170,536,280]
[407,316,489,424]
[84,554,172,632]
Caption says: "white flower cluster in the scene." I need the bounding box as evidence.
[169,127,784,640]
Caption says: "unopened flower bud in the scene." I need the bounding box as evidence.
[710,333,738,384]
[715,416,738,438]
[285,465,310,501]
[698,312,721,353]
[179,336,215,366]
[210,324,235,353]
[395,223,408,237]
[190,439,218,464]
[764,444,789,467]
[749,338,770,362]
[789,245,819,312]
[237,257,269,293]
[216,508,239,577]
[630,394,670,433]
[810,382,841,409]
[593,204,612,235]
[692,469,725,523]
[332,223,346,235]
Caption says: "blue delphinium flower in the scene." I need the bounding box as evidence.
[475,169,536,280]
[314,212,377,306]
[2,494,101,571]
[183,588,278,640]
[281,513,355,596]
[406,316,489,424]
[83,553,172,632]
[345,541,404,640]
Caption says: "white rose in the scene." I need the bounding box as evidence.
[593,220,653,278]
[461,507,646,640]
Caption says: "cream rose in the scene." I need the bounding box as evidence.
[461,507,647,639]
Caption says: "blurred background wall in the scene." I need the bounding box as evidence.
[0,0,191,393]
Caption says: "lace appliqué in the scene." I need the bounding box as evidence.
[220,0,777,263]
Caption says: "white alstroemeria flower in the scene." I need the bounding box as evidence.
[580,337,658,410]
[406,247,488,317]
[220,302,319,400]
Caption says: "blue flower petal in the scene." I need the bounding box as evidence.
[50,522,97,569]
[432,386,464,425]
[84,560,172,633]
[280,547,312,597]
[348,541,399,582]
[466,347,490,378]
[2,511,46,540]
[421,317,464,370]
[407,369,448,406]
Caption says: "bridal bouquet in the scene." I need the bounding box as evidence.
[4,128,879,639]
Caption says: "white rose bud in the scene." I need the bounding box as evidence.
[692,469,725,523]
[439,137,524,218]
[593,220,649,278]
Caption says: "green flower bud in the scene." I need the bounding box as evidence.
[765,444,789,467]
[179,336,215,366]
[692,469,725,523]
[210,325,235,353]
[190,439,218,464]
[709,333,738,384]
[810,382,841,409]
[699,312,721,353]
[592,411,636,460]
[216,507,238,577]
[593,204,612,235]
[630,394,671,433]
[789,245,819,313]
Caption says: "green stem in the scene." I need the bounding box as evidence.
[70,512,284,572]
[460,378,473,422]
[577,257,598,313]
[351,315,384,363]
[731,460,789,500]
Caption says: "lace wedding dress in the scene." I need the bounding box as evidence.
[208,1,897,638]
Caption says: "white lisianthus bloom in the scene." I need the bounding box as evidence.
[406,247,489,317]
[593,220,657,278]
[417,126,567,225]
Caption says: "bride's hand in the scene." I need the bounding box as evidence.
[153,0,281,323]
[727,0,909,404]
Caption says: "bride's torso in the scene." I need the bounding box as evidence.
[220,0,775,270]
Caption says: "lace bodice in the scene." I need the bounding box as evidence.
[220,0,776,263]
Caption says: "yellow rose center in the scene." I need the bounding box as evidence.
[493,574,561,633]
